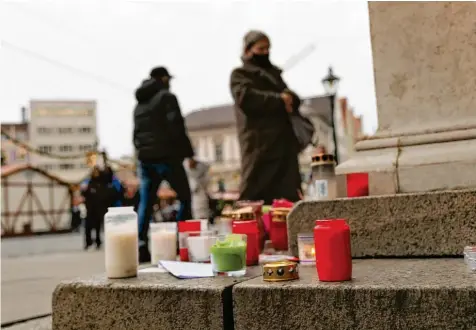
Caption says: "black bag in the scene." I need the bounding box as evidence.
[290,113,315,152]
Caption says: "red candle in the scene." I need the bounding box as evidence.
[232,220,260,266]
[178,220,202,233]
[270,220,288,251]
[314,219,352,282]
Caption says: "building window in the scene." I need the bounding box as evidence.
[78,127,92,134]
[79,144,92,152]
[38,127,52,134]
[38,145,53,153]
[59,163,75,170]
[58,127,73,134]
[214,142,223,163]
[59,145,73,152]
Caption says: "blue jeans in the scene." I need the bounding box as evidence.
[137,161,192,247]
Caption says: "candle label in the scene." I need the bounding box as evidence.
[105,214,135,224]
[314,180,328,198]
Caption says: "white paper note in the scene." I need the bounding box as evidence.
[158,260,214,279]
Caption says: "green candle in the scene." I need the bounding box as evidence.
[210,234,247,272]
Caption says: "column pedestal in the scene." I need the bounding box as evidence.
[337,2,476,195]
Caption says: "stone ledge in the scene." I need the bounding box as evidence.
[233,259,476,330]
[287,189,476,257]
[52,268,261,330]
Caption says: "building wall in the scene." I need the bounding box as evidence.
[189,126,241,191]
[29,100,97,182]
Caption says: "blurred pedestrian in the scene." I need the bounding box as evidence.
[81,166,113,250]
[230,30,303,204]
[133,66,195,263]
[102,165,124,207]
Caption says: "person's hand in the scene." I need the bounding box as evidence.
[188,158,197,169]
[280,92,293,113]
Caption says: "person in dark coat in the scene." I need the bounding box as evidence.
[81,166,115,250]
[133,66,195,263]
[101,165,124,207]
[230,30,302,204]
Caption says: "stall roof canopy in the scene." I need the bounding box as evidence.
[1,163,72,186]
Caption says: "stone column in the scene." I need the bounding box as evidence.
[337,1,476,195]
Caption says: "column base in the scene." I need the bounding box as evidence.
[336,128,476,195]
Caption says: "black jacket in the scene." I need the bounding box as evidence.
[133,79,194,162]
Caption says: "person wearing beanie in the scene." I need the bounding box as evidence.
[229,30,303,204]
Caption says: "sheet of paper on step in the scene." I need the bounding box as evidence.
[158,260,214,279]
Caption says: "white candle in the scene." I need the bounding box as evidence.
[187,236,216,262]
[105,231,138,278]
[151,231,177,264]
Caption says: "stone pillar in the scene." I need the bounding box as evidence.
[337,1,476,195]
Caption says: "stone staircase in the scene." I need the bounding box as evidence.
[52,189,476,330]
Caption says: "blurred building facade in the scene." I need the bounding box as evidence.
[28,100,97,182]
[1,120,30,166]
[185,95,363,191]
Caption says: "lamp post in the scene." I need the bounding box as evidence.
[321,67,341,164]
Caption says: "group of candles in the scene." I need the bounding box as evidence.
[103,205,262,279]
[103,204,353,282]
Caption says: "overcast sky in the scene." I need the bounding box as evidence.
[1,0,378,158]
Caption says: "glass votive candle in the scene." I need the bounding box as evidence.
[464,246,476,273]
[210,234,247,277]
[150,222,177,264]
[298,233,315,265]
[186,230,216,262]
[104,207,138,279]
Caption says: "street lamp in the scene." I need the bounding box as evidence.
[321,67,341,164]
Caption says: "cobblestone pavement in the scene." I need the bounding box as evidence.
[1,233,105,325]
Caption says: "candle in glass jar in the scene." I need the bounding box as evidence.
[297,233,315,265]
[104,207,139,279]
[187,231,215,262]
[150,231,177,264]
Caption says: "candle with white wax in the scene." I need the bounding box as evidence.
[104,207,139,279]
[186,231,216,262]
[151,231,177,263]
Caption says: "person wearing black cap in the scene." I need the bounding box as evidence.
[229,30,303,204]
[133,66,195,263]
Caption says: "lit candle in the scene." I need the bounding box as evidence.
[297,233,315,265]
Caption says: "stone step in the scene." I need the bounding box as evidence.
[52,259,475,330]
[287,189,476,257]
[52,268,261,330]
[233,259,476,330]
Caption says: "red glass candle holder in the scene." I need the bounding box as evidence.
[232,220,260,266]
[178,220,201,233]
[235,200,265,250]
[314,219,352,282]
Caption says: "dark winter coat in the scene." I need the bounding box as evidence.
[230,61,302,203]
[81,178,115,219]
[133,79,194,163]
